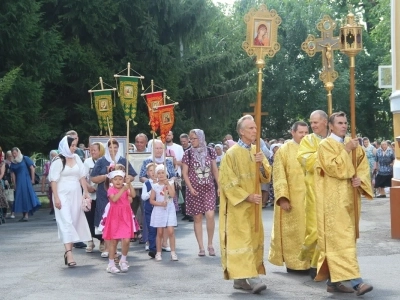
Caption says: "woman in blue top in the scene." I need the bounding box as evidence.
[10,147,41,221]
[91,139,137,256]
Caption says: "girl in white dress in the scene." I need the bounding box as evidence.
[49,136,92,267]
[150,164,177,261]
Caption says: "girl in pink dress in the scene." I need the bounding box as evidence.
[102,165,136,273]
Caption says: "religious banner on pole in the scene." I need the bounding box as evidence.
[118,76,139,122]
[93,90,114,135]
[145,91,164,133]
[157,104,175,143]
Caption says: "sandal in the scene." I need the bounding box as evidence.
[198,249,205,257]
[106,265,120,274]
[64,250,76,267]
[118,261,129,272]
[170,253,178,261]
[208,246,216,256]
[86,240,95,253]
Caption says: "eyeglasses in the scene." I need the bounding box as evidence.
[189,138,198,141]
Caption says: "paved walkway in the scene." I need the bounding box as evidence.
[0,197,399,299]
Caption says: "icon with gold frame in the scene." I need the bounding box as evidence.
[242,4,281,59]
[98,98,109,111]
[162,112,172,124]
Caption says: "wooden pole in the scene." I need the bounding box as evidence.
[106,117,115,164]
[254,59,264,233]
[349,55,359,239]
[99,77,104,90]
[126,119,130,172]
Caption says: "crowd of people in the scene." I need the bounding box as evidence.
[0,112,395,297]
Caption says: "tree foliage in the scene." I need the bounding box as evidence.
[0,0,392,154]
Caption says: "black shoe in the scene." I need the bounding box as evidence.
[181,215,189,221]
[286,267,310,274]
[377,194,386,198]
[73,242,87,248]
[148,251,156,258]
[309,267,317,280]
[188,216,194,222]
[49,209,54,215]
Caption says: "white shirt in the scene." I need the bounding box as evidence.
[329,132,344,143]
[84,157,98,200]
[141,179,154,201]
[167,143,184,176]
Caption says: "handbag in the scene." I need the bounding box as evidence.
[4,187,14,203]
[82,197,92,212]
[178,189,184,205]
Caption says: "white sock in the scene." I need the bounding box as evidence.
[108,259,115,267]
[121,255,127,262]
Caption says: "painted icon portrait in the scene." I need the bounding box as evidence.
[123,85,133,98]
[253,21,271,47]
[162,112,171,124]
[99,99,108,111]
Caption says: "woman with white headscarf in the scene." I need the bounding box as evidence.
[182,129,219,257]
[90,138,137,257]
[10,147,41,221]
[139,139,175,183]
[49,136,91,267]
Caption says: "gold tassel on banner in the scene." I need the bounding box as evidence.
[90,93,94,109]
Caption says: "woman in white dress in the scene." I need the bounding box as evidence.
[49,136,91,267]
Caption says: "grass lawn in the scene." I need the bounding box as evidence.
[38,195,50,208]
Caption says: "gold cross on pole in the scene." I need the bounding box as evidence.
[243,103,268,117]
[301,15,340,116]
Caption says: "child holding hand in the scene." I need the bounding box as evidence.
[103,165,136,273]
[150,164,177,261]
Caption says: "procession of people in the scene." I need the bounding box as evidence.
[1,109,385,297]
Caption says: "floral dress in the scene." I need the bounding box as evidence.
[182,147,217,216]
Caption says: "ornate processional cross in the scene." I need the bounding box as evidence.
[243,102,268,117]
[301,15,340,116]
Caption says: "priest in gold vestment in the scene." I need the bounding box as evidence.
[219,115,271,294]
[296,110,328,278]
[314,112,373,296]
[268,121,310,272]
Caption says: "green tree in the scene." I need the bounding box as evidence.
[0,0,64,153]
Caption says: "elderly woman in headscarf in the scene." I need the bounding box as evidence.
[90,138,137,257]
[267,143,282,206]
[41,150,59,215]
[49,136,91,267]
[10,147,41,221]
[139,139,175,183]
[182,129,219,257]
[214,144,225,169]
